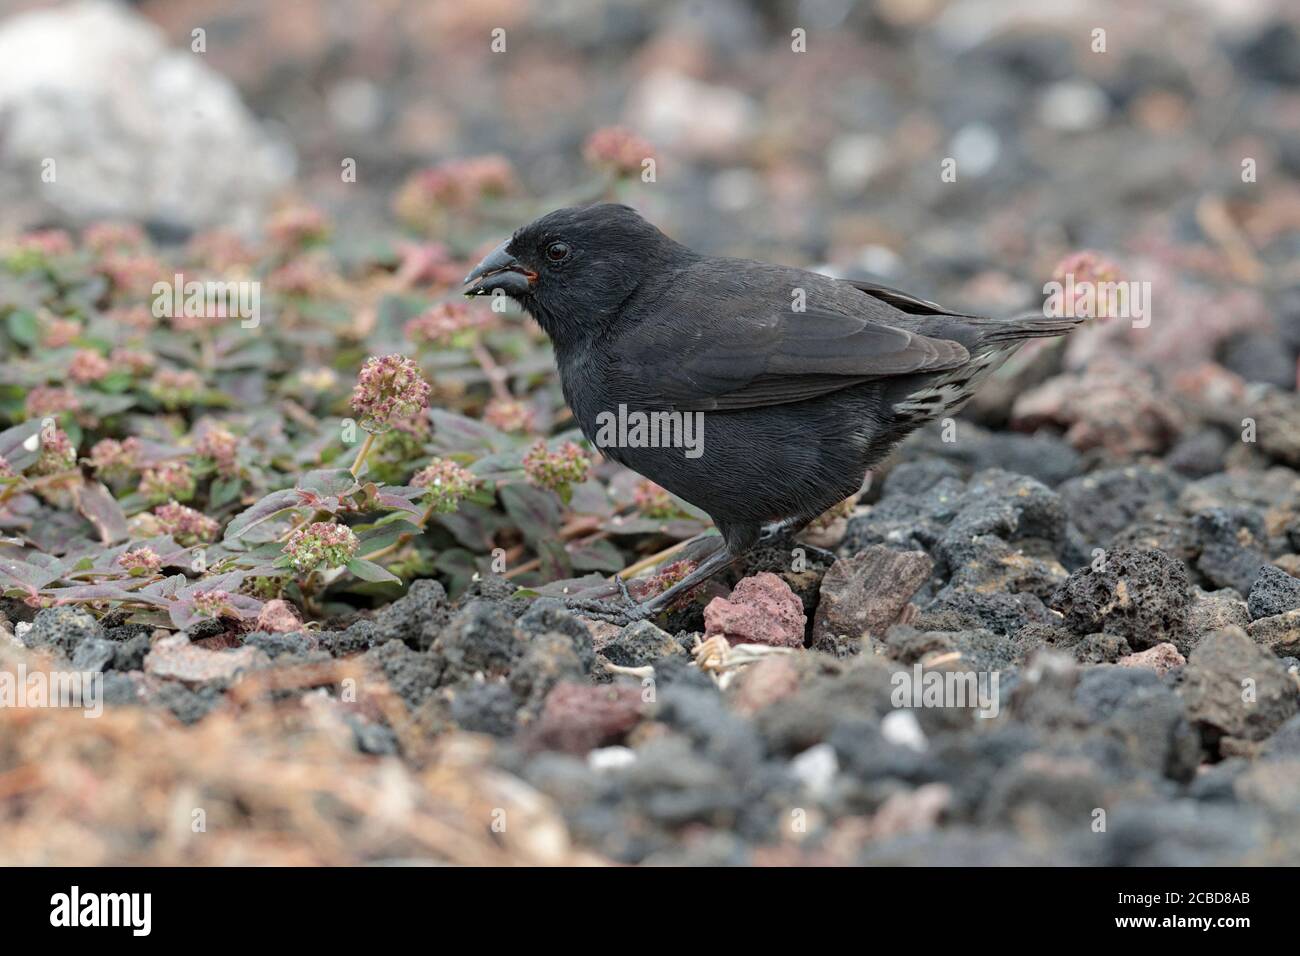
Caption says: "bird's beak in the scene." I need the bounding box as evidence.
[462,240,537,297]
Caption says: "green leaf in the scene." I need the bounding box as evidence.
[222,489,305,545]
[209,476,243,509]
[346,558,401,584]
[498,482,561,545]
[297,468,358,497]
[567,537,625,573]
[5,309,38,347]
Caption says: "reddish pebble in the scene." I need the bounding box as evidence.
[532,682,644,753]
[1117,641,1186,676]
[256,599,302,634]
[704,572,806,648]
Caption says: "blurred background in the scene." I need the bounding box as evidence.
[0,0,1296,315]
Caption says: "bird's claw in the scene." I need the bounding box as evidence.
[562,575,652,625]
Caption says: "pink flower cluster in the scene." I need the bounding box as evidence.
[141,461,196,502]
[187,229,256,272]
[83,221,146,254]
[98,252,164,297]
[394,156,516,225]
[32,429,76,476]
[350,354,431,429]
[149,369,204,409]
[25,386,79,419]
[283,521,359,573]
[110,347,155,375]
[68,349,111,384]
[154,501,219,546]
[89,437,142,481]
[13,229,74,258]
[404,302,491,346]
[523,440,592,492]
[413,457,480,514]
[483,397,536,434]
[583,127,655,178]
[191,589,234,619]
[195,426,239,476]
[268,255,332,296]
[42,318,82,348]
[117,547,162,574]
[633,480,678,519]
[267,205,330,249]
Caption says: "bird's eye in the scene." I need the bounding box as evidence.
[546,241,570,262]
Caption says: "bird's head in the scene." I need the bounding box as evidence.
[463,203,685,346]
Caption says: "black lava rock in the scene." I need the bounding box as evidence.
[1248,565,1300,620]
[364,639,443,710]
[1058,464,1185,550]
[431,599,525,681]
[449,681,519,737]
[371,578,451,651]
[1192,508,1270,594]
[22,607,103,659]
[602,619,684,667]
[1050,548,1191,652]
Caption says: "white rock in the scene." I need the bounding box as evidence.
[826,134,886,194]
[881,709,929,752]
[0,1,293,231]
[950,123,1001,178]
[1038,81,1110,133]
[790,742,839,797]
[628,70,756,160]
[587,746,637,772]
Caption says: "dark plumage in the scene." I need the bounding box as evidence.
[465,203,1082,618]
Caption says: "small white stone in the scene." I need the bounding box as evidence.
[587,746,637,772]
[950,123,1000,178]
[882,709,929,752]
[790,742,839,797]
[1038,81,1109,132]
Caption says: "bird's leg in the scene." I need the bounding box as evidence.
[748,517,839,571]
[563,523,760,625]
[638,543,745,616]
[562,542,744,625]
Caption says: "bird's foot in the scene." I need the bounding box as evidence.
[562,575,653,625]
[794,542,838,566]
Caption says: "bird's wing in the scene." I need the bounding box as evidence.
[841,277,977,318]
[615,302,970,412]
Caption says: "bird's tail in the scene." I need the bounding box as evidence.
[890,312,1083,424]
[970,312,1086,347]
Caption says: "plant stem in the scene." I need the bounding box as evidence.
[470,340,512,402]
[349,432,376,478]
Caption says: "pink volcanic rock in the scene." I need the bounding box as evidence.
[1116,642,1186,676]
[1011,358,1184,457]
[255,599,302,634]
[531,682,644,754]
[144,633,268,686]
[704,572,806,648]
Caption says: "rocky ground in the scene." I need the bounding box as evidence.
[5,352,1300,863]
